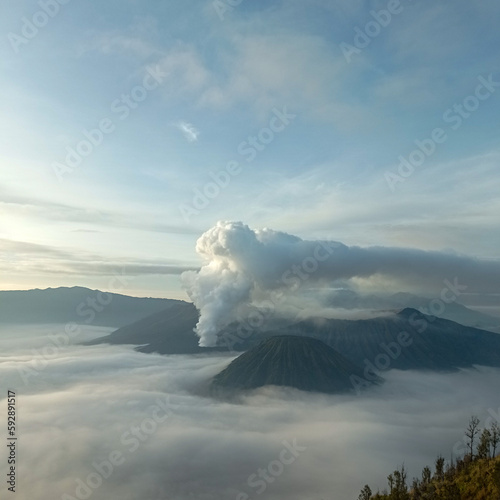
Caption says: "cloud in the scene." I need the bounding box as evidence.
[156,43,212,98]
[151,32,370,128]
[219,149,500,259]
[1,324,499,500]
[77,17,162,59]
[155,1,499,125]
[82,34,159,59]
[182,221,500,346]
[174,121,199,142]
[0,188,199,236]
[70,229,103,233]
[0,238,197,277]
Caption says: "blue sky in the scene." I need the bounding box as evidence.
[1,0,499,298]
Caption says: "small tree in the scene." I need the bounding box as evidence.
[477,428,492,459]
[392,465,410,500]
[445,459,456,479]
[434,455,445,481]
[421,465,432,485]
[411,477,421,499]
[465,415,481,459]
[358,484,372,500]
[387,473,394,495]
[491,422,500,457]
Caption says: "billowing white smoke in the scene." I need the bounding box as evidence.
[182,221,500,347]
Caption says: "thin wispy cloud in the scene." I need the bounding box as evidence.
[175,121,200,142]
[0,238,198,277]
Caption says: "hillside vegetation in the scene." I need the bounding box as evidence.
[358,417,500,500]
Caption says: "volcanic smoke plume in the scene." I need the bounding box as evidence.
[182,221,500,347]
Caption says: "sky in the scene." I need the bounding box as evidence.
[1,0,500,299]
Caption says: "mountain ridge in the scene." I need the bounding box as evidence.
[0,286,181,327]
[88,302,500,373]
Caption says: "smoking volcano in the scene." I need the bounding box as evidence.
[182,221,500,347]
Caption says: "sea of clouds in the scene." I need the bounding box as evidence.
[1,324,499,499]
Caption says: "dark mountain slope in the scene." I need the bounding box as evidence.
[211,335,378,395]
[87,301,218,353]
[262,308,500,371]
[0,287,177,327]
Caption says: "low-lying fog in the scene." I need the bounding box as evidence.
[1,324,499,500]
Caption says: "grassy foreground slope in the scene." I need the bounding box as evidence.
[359,417,500,500]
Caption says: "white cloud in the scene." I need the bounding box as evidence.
[175,121,199,142]
[156,44,212,97]
[82,34,159,59]
[150,32,370,128]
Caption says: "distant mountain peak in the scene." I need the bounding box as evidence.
[397,307,425,318]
